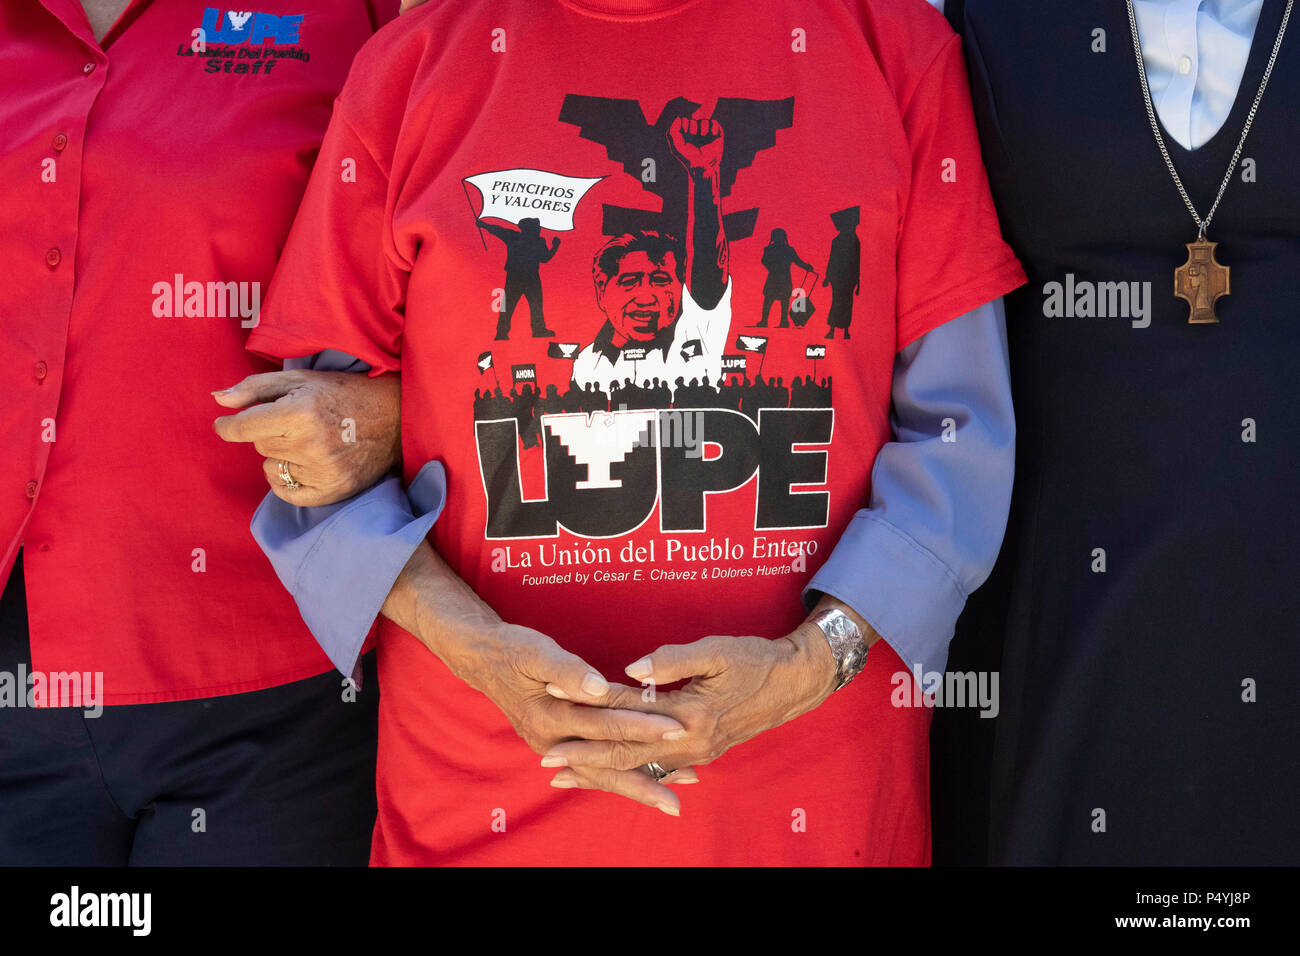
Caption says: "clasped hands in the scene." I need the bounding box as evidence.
[448,619,840,818]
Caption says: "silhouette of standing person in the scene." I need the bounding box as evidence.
[478,216,558,340]
[774,375,789,409]
[822,206,860,340]
[514,382,541,448]
[756,228,814,328]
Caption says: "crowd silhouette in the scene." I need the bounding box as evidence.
[474,374,833,447]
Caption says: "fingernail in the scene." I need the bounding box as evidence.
[211,387,232,395]
[550,778,577,789]
[545,683,570,699]
[581,671,609,697]
[625,657,652,681]
[540,754,566,768]
[662,729,688,741]
[656,802,680,817]
[670,771,699,784]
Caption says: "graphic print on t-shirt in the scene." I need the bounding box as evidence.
[466,94,856,551]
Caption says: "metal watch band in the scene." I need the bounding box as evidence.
[811,607,869,691]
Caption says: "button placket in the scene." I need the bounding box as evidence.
[1158,0,1200,148]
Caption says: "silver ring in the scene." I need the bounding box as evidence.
[645,762,671,782]
[277,460,300,490]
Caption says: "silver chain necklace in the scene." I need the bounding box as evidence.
[1125,0,1293,322]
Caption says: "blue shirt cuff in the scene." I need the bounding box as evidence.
[251,460,447,681]
[803,511,968,682]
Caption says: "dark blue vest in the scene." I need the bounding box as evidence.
[940,0,1300,864]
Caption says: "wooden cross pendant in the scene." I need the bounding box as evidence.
[1174,237,1230,324]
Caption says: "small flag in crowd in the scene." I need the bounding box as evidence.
[477,351,493,373]
[735,334,768,354]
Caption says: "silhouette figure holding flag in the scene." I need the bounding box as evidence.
[479,216,559,340]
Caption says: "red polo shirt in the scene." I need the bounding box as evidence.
[0,0,396,704]
[249,0,1024,864]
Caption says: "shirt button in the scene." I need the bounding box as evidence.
[35,361,49,382]
[83,62,96,74]
[52,133,68,151]
[45,247,62,268]
[1178,55,1193,75]
[25,481,38,500]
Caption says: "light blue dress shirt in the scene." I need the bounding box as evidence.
[254,0,1263,683]
[1131,0,1265,149]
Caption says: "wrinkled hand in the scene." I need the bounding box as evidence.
[444,621,696,816]
[544,629,838,805]
[212,369,401,507]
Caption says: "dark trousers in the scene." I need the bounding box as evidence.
[759,295,791,327]
[0,552,379,866]
[498,272,546,335]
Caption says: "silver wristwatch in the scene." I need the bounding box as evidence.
[810,608,870,691]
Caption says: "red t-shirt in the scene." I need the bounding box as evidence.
[249,0,1024,864]
[0,0,396,704]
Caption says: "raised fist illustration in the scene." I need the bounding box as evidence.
[668,114,724,179]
